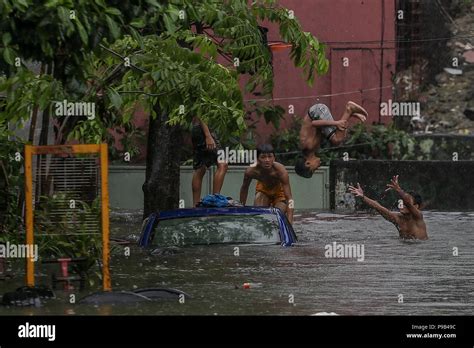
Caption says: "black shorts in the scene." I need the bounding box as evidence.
[191,125,222,170]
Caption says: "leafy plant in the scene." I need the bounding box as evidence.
[270,121,418,165]
[270,116,302,165]
[0,122,24,241]
[34,194,106,275]
[344,123,416,160]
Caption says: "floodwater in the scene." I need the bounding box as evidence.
[1,211,473,315]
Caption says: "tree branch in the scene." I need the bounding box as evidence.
[99,44,149,74]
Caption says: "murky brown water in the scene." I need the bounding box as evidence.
[1,211,473,315]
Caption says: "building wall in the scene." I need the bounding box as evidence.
[127,0,397,157]
[252,0,397,142]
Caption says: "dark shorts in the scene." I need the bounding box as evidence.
[308,103,337,141]
[191,125,222,170]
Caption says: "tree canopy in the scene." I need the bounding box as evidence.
[1,0,329,146]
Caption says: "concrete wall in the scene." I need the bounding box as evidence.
[109,165,330,211]
[330,160,474,211]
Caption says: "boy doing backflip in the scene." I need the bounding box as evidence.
[295,101,368,178]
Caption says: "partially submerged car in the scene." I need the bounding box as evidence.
[138,206,297,249]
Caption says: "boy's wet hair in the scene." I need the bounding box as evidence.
[256,144,275,158]
[408,191,422,206]
[294,157,313,178]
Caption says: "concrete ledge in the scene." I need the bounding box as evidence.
[109,165,330,211]
[330,160,474,211]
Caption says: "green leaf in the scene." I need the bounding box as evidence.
[151,71,160,81]
[44,0,60,8]
[122,110,133,124]
[75,20,88,45]
[107,88,122,109]
[145,0,160,7]
[105,15,120,39]
[167,5,180,20]
[163,14,176,33]
[105,8,121,16]
[3,48,15,65]
[129,27,144,48]
[15,0,28,8]
[57,6,74,31]
[130,18,146,29]
[94,0,107,8]
[2,33,12,46]
[236,116,245,129]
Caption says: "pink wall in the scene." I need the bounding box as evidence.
[128,0,397,158]
[249,0,397,143]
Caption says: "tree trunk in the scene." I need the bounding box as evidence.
[142,102,182,219]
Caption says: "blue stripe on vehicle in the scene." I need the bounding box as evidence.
[138,213,157,247]
[272,207,291,246]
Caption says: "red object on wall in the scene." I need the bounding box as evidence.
[268,42,293,52]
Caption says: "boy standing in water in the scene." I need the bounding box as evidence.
[192,117,228,207]
[295,101,368,178]
[349,175,428,240]
[240,144,294,223]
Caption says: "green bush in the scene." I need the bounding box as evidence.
[0,122,24,241]
[270,116,301,165]
[270,121,417,165]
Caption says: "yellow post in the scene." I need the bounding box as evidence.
[24,145,34,287]
[100,143,111,291]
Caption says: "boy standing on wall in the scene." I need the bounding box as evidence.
[191,117,228,207]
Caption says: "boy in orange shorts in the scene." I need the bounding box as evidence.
[239,144,293,223]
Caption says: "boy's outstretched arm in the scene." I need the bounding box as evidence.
[386,175,422,219]
[349,183,399,225]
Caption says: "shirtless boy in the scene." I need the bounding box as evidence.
[348,175,428,240]
[295,101,368,178]
[239,144,294,223]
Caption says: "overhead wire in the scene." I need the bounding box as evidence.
[245,85,394,103]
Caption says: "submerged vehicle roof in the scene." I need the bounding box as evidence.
[138,206,297,247]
